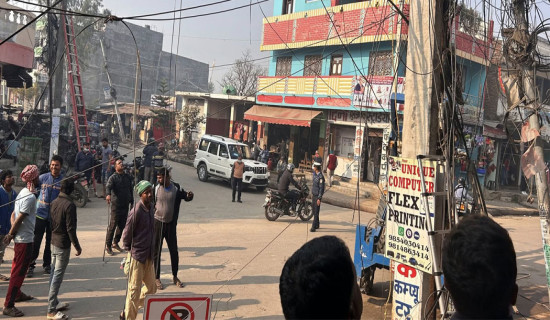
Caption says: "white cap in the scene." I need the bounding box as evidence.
[313,162,322,166]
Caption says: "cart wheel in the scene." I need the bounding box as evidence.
[360,266,375,295]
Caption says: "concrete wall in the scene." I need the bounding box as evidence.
[80,22,208,108]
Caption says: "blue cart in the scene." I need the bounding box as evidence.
[353,222,390,294]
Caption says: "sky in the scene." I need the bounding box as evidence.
[101,0,274,92]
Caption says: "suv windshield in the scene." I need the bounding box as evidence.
[228,144,252,159]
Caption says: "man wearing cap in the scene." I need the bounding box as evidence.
[105,158,134,256]
[310,162,325,232]
[121,180,156,320]
[153,167,193,290]
[3,165,40,317]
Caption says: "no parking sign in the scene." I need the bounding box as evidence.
[144,294,212,320]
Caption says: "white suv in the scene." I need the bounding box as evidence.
[193,134,270,191]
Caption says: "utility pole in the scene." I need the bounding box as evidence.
[47,0,55,160]
[509,0,550,299]
[399,0,447,318]
[99,38,125,142]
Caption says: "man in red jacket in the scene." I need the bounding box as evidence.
[326,150,338,187]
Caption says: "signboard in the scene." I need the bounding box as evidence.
[144,294,212,320]
[103,86,111,100]
[329,110,390,127]
[392,262,423,320]
[352,76,405,110]
[378,126,391,191]
[384,156,436,274]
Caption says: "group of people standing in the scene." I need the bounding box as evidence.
[0,144,194,320]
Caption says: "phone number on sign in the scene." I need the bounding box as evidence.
[387,242,430,260]
[388,235,429,252]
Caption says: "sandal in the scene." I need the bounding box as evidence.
[14,292,34,302]
[155,279,164,290]
[0,274,9,281]
[56,302,70,311]
[173,276,185,288]
[46,311,68,319]
[2,306,24,317]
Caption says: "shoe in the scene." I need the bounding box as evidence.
[14,292,34,302]
[26,267,34,278]
[0,274,10,281]
[310,227,316,232]
[44,265,51,274]
[289,210,296,216]
[112,243,123,252]
[105,246,114,256]
[56,302,69,311]
[232,199,235,202]
[155,279,164,290]
[173,276,185,288]
[237,199,242,203]
[521,191,528,195]
[3,306,24,317]
[119,311,125,320]
[46,311,68,319]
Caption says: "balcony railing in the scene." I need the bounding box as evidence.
[258,76,353,97]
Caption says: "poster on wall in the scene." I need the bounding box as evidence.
[352,76,405,110]
[392,262,423,320]
[384,156,437,274]
[378,126,391,191]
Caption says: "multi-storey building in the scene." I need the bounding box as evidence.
[247,0,492,181]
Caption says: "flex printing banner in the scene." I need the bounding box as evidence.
[352,76,405,109]
[384,156,436,274]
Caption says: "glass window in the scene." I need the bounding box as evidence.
[228,144,252,159]
[368,50,393,76]
[199,139,209,151]
[219,144,229,158]
[304,55,323,76]
[276,56,292,76]
[208,142,219,155]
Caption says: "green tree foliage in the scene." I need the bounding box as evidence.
[176,102,205,156]
[150,79,175,138]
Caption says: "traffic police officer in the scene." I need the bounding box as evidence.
[311,162,325,232]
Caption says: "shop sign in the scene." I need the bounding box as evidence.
[392,262,423,320]
[329,110,390,126]
[379,126,391,191]
[384,156,436,274]
[352,76,405,109]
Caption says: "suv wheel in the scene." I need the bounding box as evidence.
[197,164,208,182]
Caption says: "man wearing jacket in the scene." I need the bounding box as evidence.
[143,139,158,183]
[278,164,301,214]
[75,142,95,197]
[310,162,325,232]
[29,155,64,277]
[105,159,133,255]
[47,179,82,320]
[0,170,16,281]
[153,167,193,290]
[121,180,156,320]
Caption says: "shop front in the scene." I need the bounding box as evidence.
[327,110,392,181]
[244,105,324,167]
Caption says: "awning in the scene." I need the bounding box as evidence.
[483,123,507,140]
[244,105,322,127]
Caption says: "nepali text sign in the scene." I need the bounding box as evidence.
[392,262,423,320]
[352,76,405,109]
[144,294,212,320]
[384,156,436,274]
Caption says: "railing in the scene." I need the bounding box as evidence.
[258,76,353,97]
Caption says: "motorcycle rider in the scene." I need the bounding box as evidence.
[278,163,301,214]
[455,177,473,215]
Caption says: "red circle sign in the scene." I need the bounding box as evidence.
[160,302,195,320]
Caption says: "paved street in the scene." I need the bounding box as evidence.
[0,152,547,319]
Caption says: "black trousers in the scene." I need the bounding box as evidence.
[232,178,242,201]
[106,204,129,247]
[153,219,179,279]
[312,195,321,229]
[30,217,51,270]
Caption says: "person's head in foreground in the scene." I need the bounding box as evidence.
[443,215,518,319]
[279,235,362,319]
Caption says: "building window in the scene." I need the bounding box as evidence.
[368,50,393,76]
[276,56,292,76]
[282,0,294,14]
[330,54,343,76]
[304,55,323,76]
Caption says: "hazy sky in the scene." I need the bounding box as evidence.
[102,0,273,91]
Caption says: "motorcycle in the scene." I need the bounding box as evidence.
[263,180,313,221]
[69,171,89,208]
[129,156,145,182]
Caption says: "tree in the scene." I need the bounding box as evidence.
[11,84,40,110]
[176,102,205,157]
[220,50,266,96]
[208,81,215,93]
[150,79,175,138]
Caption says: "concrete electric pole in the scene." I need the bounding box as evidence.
[399,0,447,318]
[508,0,550,300]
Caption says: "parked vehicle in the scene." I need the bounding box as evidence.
[193,134,269,191]
[129,156,144,182]
[67,171,88,208]
[263,179,313,221]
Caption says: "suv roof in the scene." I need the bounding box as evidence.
[201,134,247,146]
